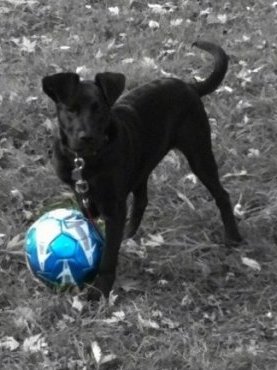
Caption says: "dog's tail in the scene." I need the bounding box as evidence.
[192,40,228,97]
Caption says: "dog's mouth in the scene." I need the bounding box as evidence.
[73,147,97,157]
[69,136,109,157]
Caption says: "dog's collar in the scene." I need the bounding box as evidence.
[60,142,100,160]
[72,154,102,235]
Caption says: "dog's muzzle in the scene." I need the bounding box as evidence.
[71,134,109,156]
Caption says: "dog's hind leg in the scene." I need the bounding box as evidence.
[176,132,242,245]
[125,182,148,238]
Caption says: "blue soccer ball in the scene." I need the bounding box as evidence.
[24,209,103,288]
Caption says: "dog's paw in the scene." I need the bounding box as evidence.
[86,286,103,301]
[86,273,115,301]
[225,233,244,248]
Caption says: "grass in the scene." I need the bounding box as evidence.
[1,0,277,369]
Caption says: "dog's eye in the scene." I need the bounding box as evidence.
[90,102,99,112]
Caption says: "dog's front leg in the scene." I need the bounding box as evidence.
[87,201,127,300]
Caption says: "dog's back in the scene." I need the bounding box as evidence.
[114,40,229,152]
[42,41,241,299]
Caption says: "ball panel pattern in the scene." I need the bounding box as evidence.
[24,209,103,287]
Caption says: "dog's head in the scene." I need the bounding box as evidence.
[42,72,125,155]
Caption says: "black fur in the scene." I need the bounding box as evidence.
[42,41,242,299]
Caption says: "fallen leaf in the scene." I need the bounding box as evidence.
[40,35,53,45]
[252,65,265,73]
[247,148,260,158]
[160,69,174,77]
[6,0,38,4]
[102,311,126,324]
[113,311,125,320]
[14,306,35,328]
[144,233,164,247]
[181,294,192,307]
[193,75,205,82]
[200,8,211,16]
[72,296,84,312]
[147,3,167,14]
[162,317,180,329]
[122,57,134,64]
[217,14,227,23]
[7,233,24,250]
[108,290,118,306]
[9,91,19,101]
[266,311,273,319]
[141,56,158,69]
[95,49,103,59]
[164,151,181,169]
[120,278,143,292]
[236,67,252,83]
[0,7,11,14]
[138,313,160,329]
[234,203,245,218]
[76,65,91,76]
[42,118,55,132]
[11,188,24,202]
[124,239,145,258]
[149,20,160,29]
[26,96,38,103]
[60,45,71,50]
[207,13,228,24]
[241,257,261,272]
[0,336,20,351]
[57,314,75,330]
[23,334,48,353]
[223,170,248,179]
[242,35,251,42]
[184,173,198,184]
[91,341,102,364]
[152,310,163,318]
[107,39,116,50]
[144,267,155,274]
[217,85,233,93]
[176,192,195,211]
[20,36,36,53]
[158,279,168,286]
[108,6,119,15]
[170,18,183,26]
[101,353,118,364]
[246,340,258,356]
[62,314,75,323]
[23,209,33,221]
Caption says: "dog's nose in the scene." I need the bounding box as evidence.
[78,131,91,142]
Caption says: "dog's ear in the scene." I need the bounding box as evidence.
[95,72,125,106]
[42,72,80,104]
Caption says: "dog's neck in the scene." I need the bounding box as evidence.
[56,132,120,173]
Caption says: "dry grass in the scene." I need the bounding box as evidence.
[1,0,277,369]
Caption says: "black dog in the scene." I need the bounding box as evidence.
[42,41,242,299]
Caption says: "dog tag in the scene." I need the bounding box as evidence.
[75,180,89,194]
[82,198,90,208]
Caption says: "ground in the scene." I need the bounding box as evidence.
[1,1,277,369]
